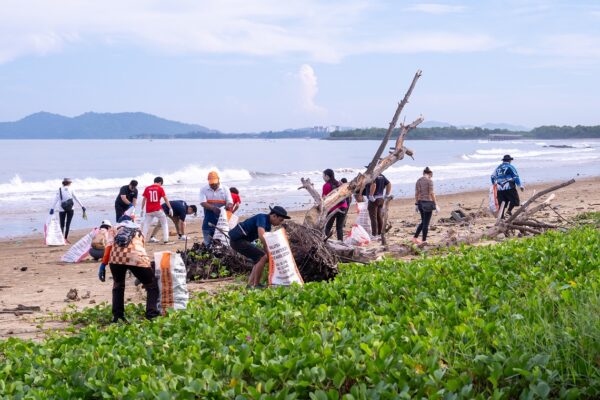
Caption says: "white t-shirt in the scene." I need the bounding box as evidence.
[51,186,84,212]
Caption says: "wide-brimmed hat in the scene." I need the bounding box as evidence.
[62,177,72,185]
[502,154,514,162]
[208,171,220,184]
[269,205,291,219]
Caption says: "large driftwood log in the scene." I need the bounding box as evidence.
[441,179,576,246]
[301,70,424,230]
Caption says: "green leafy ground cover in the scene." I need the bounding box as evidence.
[1,227,599,399]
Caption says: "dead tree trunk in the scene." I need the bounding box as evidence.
[300,70,424,230]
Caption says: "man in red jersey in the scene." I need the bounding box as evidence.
[140,176,173,244]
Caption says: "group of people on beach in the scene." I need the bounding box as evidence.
[49,154,523,322]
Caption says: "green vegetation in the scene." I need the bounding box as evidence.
[1,227,599,398]
[328,125,600,140]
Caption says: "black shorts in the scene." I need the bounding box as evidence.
[230,239,265,264]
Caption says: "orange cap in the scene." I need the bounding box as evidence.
[208,171,220,184]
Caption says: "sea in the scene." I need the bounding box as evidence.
[1,138,599,238]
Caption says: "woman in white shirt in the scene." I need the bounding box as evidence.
[49,178,86,240]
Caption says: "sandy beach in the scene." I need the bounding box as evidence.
[1,177,599,340]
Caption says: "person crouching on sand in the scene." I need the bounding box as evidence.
[229,206,290,288]
[89,220,112,261]
[98,215,159,323]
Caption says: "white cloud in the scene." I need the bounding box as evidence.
[297,64,326,114]
[406,3,466,14]
[0,0,493,64]
[511,34,600,65]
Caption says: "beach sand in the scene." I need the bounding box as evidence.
[1,178,599,340]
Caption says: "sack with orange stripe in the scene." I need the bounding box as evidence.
[212,209,231,245]
[153,251,189,314]
[264,228,304,287]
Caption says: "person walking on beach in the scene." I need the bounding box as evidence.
[97,215,159,323]
[491,154,524,218]
[412,167,439,245]
[149,200,197,241]
[49,178,86,241]
[114,180,138,221]
[367,173,392,237]
[322,169,348,240]
[229,206,290,288]
[140,177,173,244]
[200,171,233,245]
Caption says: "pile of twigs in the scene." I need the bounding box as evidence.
[179,240,253,281]
[284,221,339,282]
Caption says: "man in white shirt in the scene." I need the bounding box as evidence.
[200,171,233,245]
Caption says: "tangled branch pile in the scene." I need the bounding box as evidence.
[284,221,339,282]
[179,241,253,281]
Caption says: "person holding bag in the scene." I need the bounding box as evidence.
[412,167,438,245]
[49,178,86,240]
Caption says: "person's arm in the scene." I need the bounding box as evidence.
[232,203,240,213]
[510,165,523,189]
[140,197,146,216]
[101,244,112,265]
[50,190,60,213]
[119,194,130,205]
[224,187,234,211]
[257,227,268,252]
[132,190,138,207]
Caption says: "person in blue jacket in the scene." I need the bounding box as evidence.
[491,154,525,218]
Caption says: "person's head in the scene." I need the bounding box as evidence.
[229,187,239,195]
[323,168,340,187]
[340,178,348,184]
[100,219,112,230]
[502,154,514,163]
[423,167,433,177]
[268,205,291,226]
[154,176,164,185]
[208,171,220,190]
[62,178,72,186]
[187,205,198,216]
[129,179,138,190]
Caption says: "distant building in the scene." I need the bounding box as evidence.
[489,134,523,141]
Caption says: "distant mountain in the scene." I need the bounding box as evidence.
[0,112,218,139]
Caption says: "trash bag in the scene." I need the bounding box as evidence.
[355,201,372,237]
[213,210,231,245]
[265,228,304,287]
[154,251,189,314]
[61,228,97,263]
[489,184,499,214]
[44,214,65,246]
[344,224,371,246]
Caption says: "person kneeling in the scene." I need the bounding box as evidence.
[89,220,112,261]
[97,215,159,323]
[229,206,290,288]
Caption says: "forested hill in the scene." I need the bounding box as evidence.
[327,125,600,140]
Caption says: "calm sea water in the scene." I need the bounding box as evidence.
[1,138,599,238]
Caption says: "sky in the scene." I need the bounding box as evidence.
[0,0,599,132]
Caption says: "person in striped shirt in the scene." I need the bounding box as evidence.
[200,171,233,245]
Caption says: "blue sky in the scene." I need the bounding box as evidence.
[0,0,599,132]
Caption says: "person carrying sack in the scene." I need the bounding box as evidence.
[412,167,439,245]
[97,215,159,323]
[49,178,86,240]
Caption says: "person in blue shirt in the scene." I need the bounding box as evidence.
[149,200,197,241]
[491,154,525,218]
[229,206,290,288]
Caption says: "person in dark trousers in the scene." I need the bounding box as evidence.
[491,154,525,218]
[322,169,348,240]
[115,180,138,221]
[340,178,352,230]
[49,178,86,240]
[412,167,438,245]
[98,215,159,323]
[229,206,290,288]
[367,174,391,237]
[150,200,197,241]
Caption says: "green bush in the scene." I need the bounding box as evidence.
[1,227,599,399]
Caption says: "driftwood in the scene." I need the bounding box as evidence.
[301,70,424,230]
[441,179,576,246]
[381,195,394,245]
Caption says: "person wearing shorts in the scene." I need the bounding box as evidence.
[229,206,290,288]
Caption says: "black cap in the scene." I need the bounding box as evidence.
[502,154,514,162]
[269,205,291,219]
[423,166,432,174]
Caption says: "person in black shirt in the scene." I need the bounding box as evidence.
[114,180,138,221]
